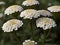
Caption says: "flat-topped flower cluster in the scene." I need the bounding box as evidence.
[1,0,60,45]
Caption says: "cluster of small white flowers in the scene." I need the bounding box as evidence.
[37,10,52,17]
[0,13,3,18]
[0,1,5,5]
[20,9,40,19]
[47,6,60,12]
[4,5,23,15]
[2,19,23,32]
[22,0,39,6]
[23,40,37,45]
[36,17,56,30]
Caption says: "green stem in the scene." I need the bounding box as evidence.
[42,39,45,45]
[41,31,46,45]
[42,31,45,45]
[30,20,34,39]
[42,29,51,45]
[46,29,51,38]
[0,39,4,45]
[13,31,21,45]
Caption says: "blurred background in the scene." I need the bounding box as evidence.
[0,0,60,45]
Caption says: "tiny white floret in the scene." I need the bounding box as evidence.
[22,0,39,6]
[47,6,60,12]
[2,19,23,32]
[37,10,52,17]
[23,40,37,45]
[36,17,56,30]
[4,5,23,15]
[20,9,40,19]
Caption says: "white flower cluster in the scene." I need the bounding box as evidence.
[0,13,3,18]
[23,40,37,45]
[20,9,40,19]
[37,10,52,17]
[0,1,5,5]
[22,0,39,6]
[36,17,56,30]
[47,6,60,12]
[2,19,23,32]
[4,5,23,15]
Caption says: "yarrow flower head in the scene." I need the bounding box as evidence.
[36,17,56,30]
[20,9,40,19]
[47,6,60,12]
[0,1,5,5]
[0,13,3,18]
[2,19,23,32]
[37,10,52,17]
[4,5,23,15]
[23,40,37,45]
[22,0,39,6]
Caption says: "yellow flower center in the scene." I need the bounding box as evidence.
[43,18,51,24]
[26,0,33,2]
[8,19,17,26]
[25,10,33,15]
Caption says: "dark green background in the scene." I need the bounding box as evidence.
[0,0,60,45]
